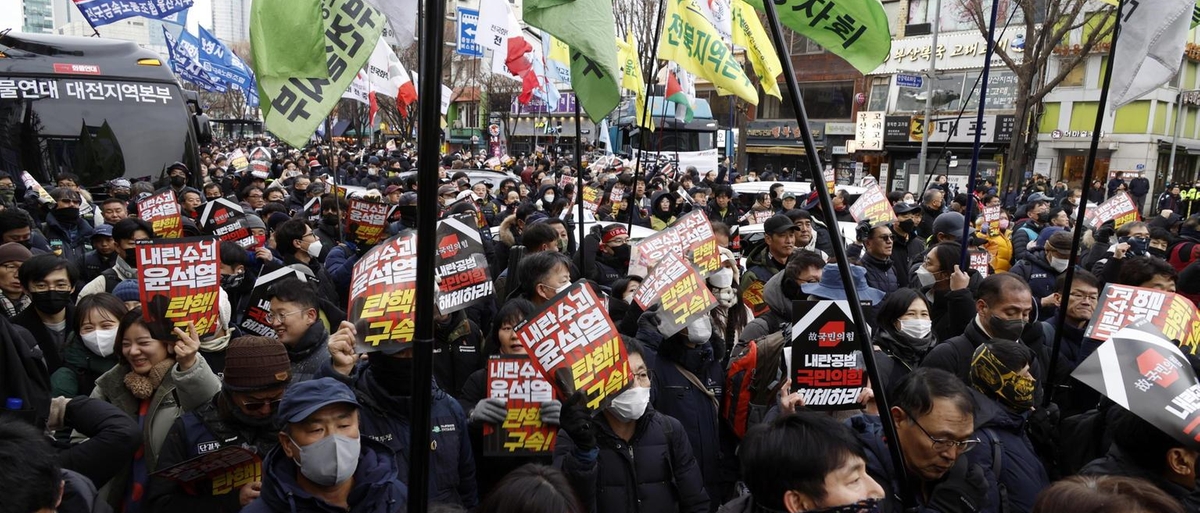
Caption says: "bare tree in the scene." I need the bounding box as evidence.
[961,0,1115,188]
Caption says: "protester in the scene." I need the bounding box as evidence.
[77,218,153,298]
[1081,406,1200,510]
[914,243,976,341]
[872,288,936,395]
[13,255,79,374]
[477,464,584,513]
[741,215,800,316]
[51,293,125,398]
[266,277,332,382]
[1032,475,1185,513]
[0,420,107,513]
[0,241,33,318]
[739,250,824,343]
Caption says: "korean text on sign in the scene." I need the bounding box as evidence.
[516,282,631,411]
[138,190,184,239]
[349,233,417,352]
[152,445,261,496]
[790,301,866,410]
[347,199,391,245]
[848,183,896,225]
[137,237,220,339]
[485,355,557,456]
[1084,283,1200,354]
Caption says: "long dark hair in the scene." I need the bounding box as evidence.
[486,299,536,355]
[875,288,928,333]
[478,464,584,513]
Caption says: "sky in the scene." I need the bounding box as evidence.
[0,0,212,35]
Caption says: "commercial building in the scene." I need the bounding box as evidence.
[211,0,250,43]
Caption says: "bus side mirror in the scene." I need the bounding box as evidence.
[193,113,212,145]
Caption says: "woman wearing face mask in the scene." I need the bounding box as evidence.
[555,337,711,513]
[457,299,563,496]
[914,243,977,342]
[871,289,936,396]
[975,215,1013,273]
[964,341,1050,513]
[51,293,126,398]
[607,276,644,329]
[650,191,678,230]
[85,308,221,510]
[708,249,749,366]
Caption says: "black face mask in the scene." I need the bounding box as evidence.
[55,207,80,223]
[368,352,413,396]
[114,192,131,201]
[122,251,137,268]
[322,213,340,225]
[1036,212,1050,224]
[30,290,71,315]
[221,272,245,289]
[169,175,187,188]
[989,315,1026,341]
[898,219,916,234]
[1150,247,1169,259]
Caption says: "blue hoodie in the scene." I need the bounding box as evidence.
[243,437,407,513]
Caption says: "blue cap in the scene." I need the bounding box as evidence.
[278,377,360,423]
[92,224,113,238]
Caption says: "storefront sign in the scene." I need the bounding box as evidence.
[825,122,856,135]
[884,116,911,142]
[745,120,825,144]
[900,114,1015,144]
[1051,129,1106,140]
[855,111,885,151]
[871,29,1026,74]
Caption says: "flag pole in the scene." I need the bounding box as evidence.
[411,0,448,507]
[759,0,912,506]
[633,0,668,202]
[1045,1,1123,407]
[958,0,1002,269]
[576,99,587,269]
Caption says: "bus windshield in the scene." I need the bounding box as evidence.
[0,76,194,186]
[631,129,716,152]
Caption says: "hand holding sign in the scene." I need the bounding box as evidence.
[172,320,201,371]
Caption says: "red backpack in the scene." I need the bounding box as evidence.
[722,327,790,438]
[1169,241,1200,304]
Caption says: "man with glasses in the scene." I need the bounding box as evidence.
[848,368,993,513]
[267,277,331,382]
[12,254,79,374]
[147,336,292,510]
[273,219,340,303]
[1042,271,1101,416]
[859,222,899,293]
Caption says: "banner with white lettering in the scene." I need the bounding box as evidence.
[199,198,258,249]
[789,300,866,410]
[238,266,308,339]
[485,355,557,456]
[435,214,495,315]
[349,233,417,352]
[137,237,221,340]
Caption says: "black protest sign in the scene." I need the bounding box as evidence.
[199,198,257,249]
[435,213,495,315]
[1072,323,1200,450]
[303,196,321,223]
[238,266,308,338]
[788,300,866,410]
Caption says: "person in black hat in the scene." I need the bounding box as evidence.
[891,201,925,288]
[147,336,293,512]
[1011,192,1052,264]
[242,377,408,513]
[80,224,117,285]
[157,162,201,199]
[741,215,801,318]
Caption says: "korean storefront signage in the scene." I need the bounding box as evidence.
[855,111,885,151]
[871,29,1026,74]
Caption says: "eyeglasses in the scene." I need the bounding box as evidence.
[904,409,980,453]
[633,370,653,386]
[266,309,306,324]
[240,398,283,411]
[1069,292,1099,302]
[874,235,894,242]
[29,283,71,293]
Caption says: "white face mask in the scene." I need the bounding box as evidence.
[915,266,937,289]
[544,194,556,204]
[622,292,635,303]
[1050,256,1070,273]
[81,328,118,357]
[307,239,324,259]
[898,319,932,339]
[713,287,738,309]
[687,317,712,345]
[608,385,650,422]
[554,282,571,295]
[444,197,456,207]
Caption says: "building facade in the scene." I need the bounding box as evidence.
[22,0,54,34]
[211,0,251,43]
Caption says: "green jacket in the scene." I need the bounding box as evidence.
[51,339,118,398]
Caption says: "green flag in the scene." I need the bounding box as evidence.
[524,0,621,123]
[250,0,328,80]
[744,0,891,74]
[258,0,384,147]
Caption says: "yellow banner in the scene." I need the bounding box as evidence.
[732,0,781,100]
[616,33,655,130]
[659,0,759,105]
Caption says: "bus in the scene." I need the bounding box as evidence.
[616,96,719,174]
[0,32,212,188]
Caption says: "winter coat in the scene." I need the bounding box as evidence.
[285,321,331,383]
[1086,186,1106,205]
[77,257,138,300]
[872,328,934,396]
[432,310,485,398]
[312,216,341,262]
[322,244,358,306]
[860,252,900,294]
[81,250,119,285]
[12,302,77,374]
[739,271,790,343]
[1009,219,1042,265]
[1129,177,1150,198]
[53,396,142,491]
[42,211,96,264]
[320,361,479,508]
[242,438,408,513]
[965,390,1050,513]
[60,468,112,513]
[555,406,710,513]
[87,357,221,506]
[1042,317,1102,416]
[922,319,1050,393]
[707,201,741,227]
[890,230,926,289]
[1007,249,1063,321]
[147,393,281,513]
[639,314,737,507]
[740,244,788,319]
[51,337,119,397]
[1082,445,1200,511]
[980,231,1013,273]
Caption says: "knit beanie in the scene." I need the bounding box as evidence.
[113,279,140,303]
[0,242,32,265]
[222,336,291,391]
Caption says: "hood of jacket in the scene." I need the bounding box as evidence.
[761,270,793,320]
[257,437,404,513]
[1023,248,1059,274]
[969,388,1028,431]
[650,190,675,220]
[498,214,520,246]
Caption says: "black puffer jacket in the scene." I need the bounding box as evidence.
[860,252,899,294]
[555,407,710,513]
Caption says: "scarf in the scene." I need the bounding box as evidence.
[123,358,176,399]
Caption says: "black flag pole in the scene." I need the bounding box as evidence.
[411,0,448,509]
[958,0,1002,269]
[576,102,587,270]
[759,0,912,506]
[1046,0,1124,407]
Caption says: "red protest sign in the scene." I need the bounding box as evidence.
[137,237,221,340]
[138,190,184,239]
[635,251,717,336]
[743,279,768,318]
[789,301,866,410]
[674,209,722,275]
[823,166,836,194]
[237,267,308,339]
[516,281,630,411]
[346,199,390,246]
[1084,283,1200,354]
[152,445,262,496]
[969,249,990,277]
[848,183,896,225]
[628,227,683,278]
[983,205,1003,235]
[348,233,417,352]
[199,198,257,249]
[485,355,557,456]
[1087,192,1140,229]
[229,150,249,173]
[250,160,270,179]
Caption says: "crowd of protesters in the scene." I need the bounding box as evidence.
[1,137,1198,513]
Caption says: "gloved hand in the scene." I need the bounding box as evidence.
[469,398,508,425]
[540,400,563,425]
[559,391,597,451]
[927,462,988,513]
[48,396,70,432]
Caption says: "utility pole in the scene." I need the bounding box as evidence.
[915,0,943,192]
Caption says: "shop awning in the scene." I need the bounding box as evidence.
[746,145,807,155]
[1158,139,1200,154]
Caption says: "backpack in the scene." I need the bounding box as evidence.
[722,324,790,439]
[1055,408,1109,476]
[1168,241,1200,272]
[981,428,1011,513]
[100,268,121,293]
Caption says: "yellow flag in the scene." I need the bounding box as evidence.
[659,0,758,105]
[616,33,655,130]
[732,0,781,100]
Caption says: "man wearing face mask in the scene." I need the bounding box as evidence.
[157,162,201,199]
[148,337,293,512]
[521,251,575,306]
[891,202,926,286]
[1091,221,1150,278]
[639,310,738,509]
[579,224,630,290]
[555,337,710,513]
[241,377,408,513]
[273,220,340,304]
[324,322,479,508]
[1008,229,1074,321]
[41,188,94,265]
[312,194,347,262]
[923,274,1049,392]
[13,254,78,375]
[1011,193,1051,264]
